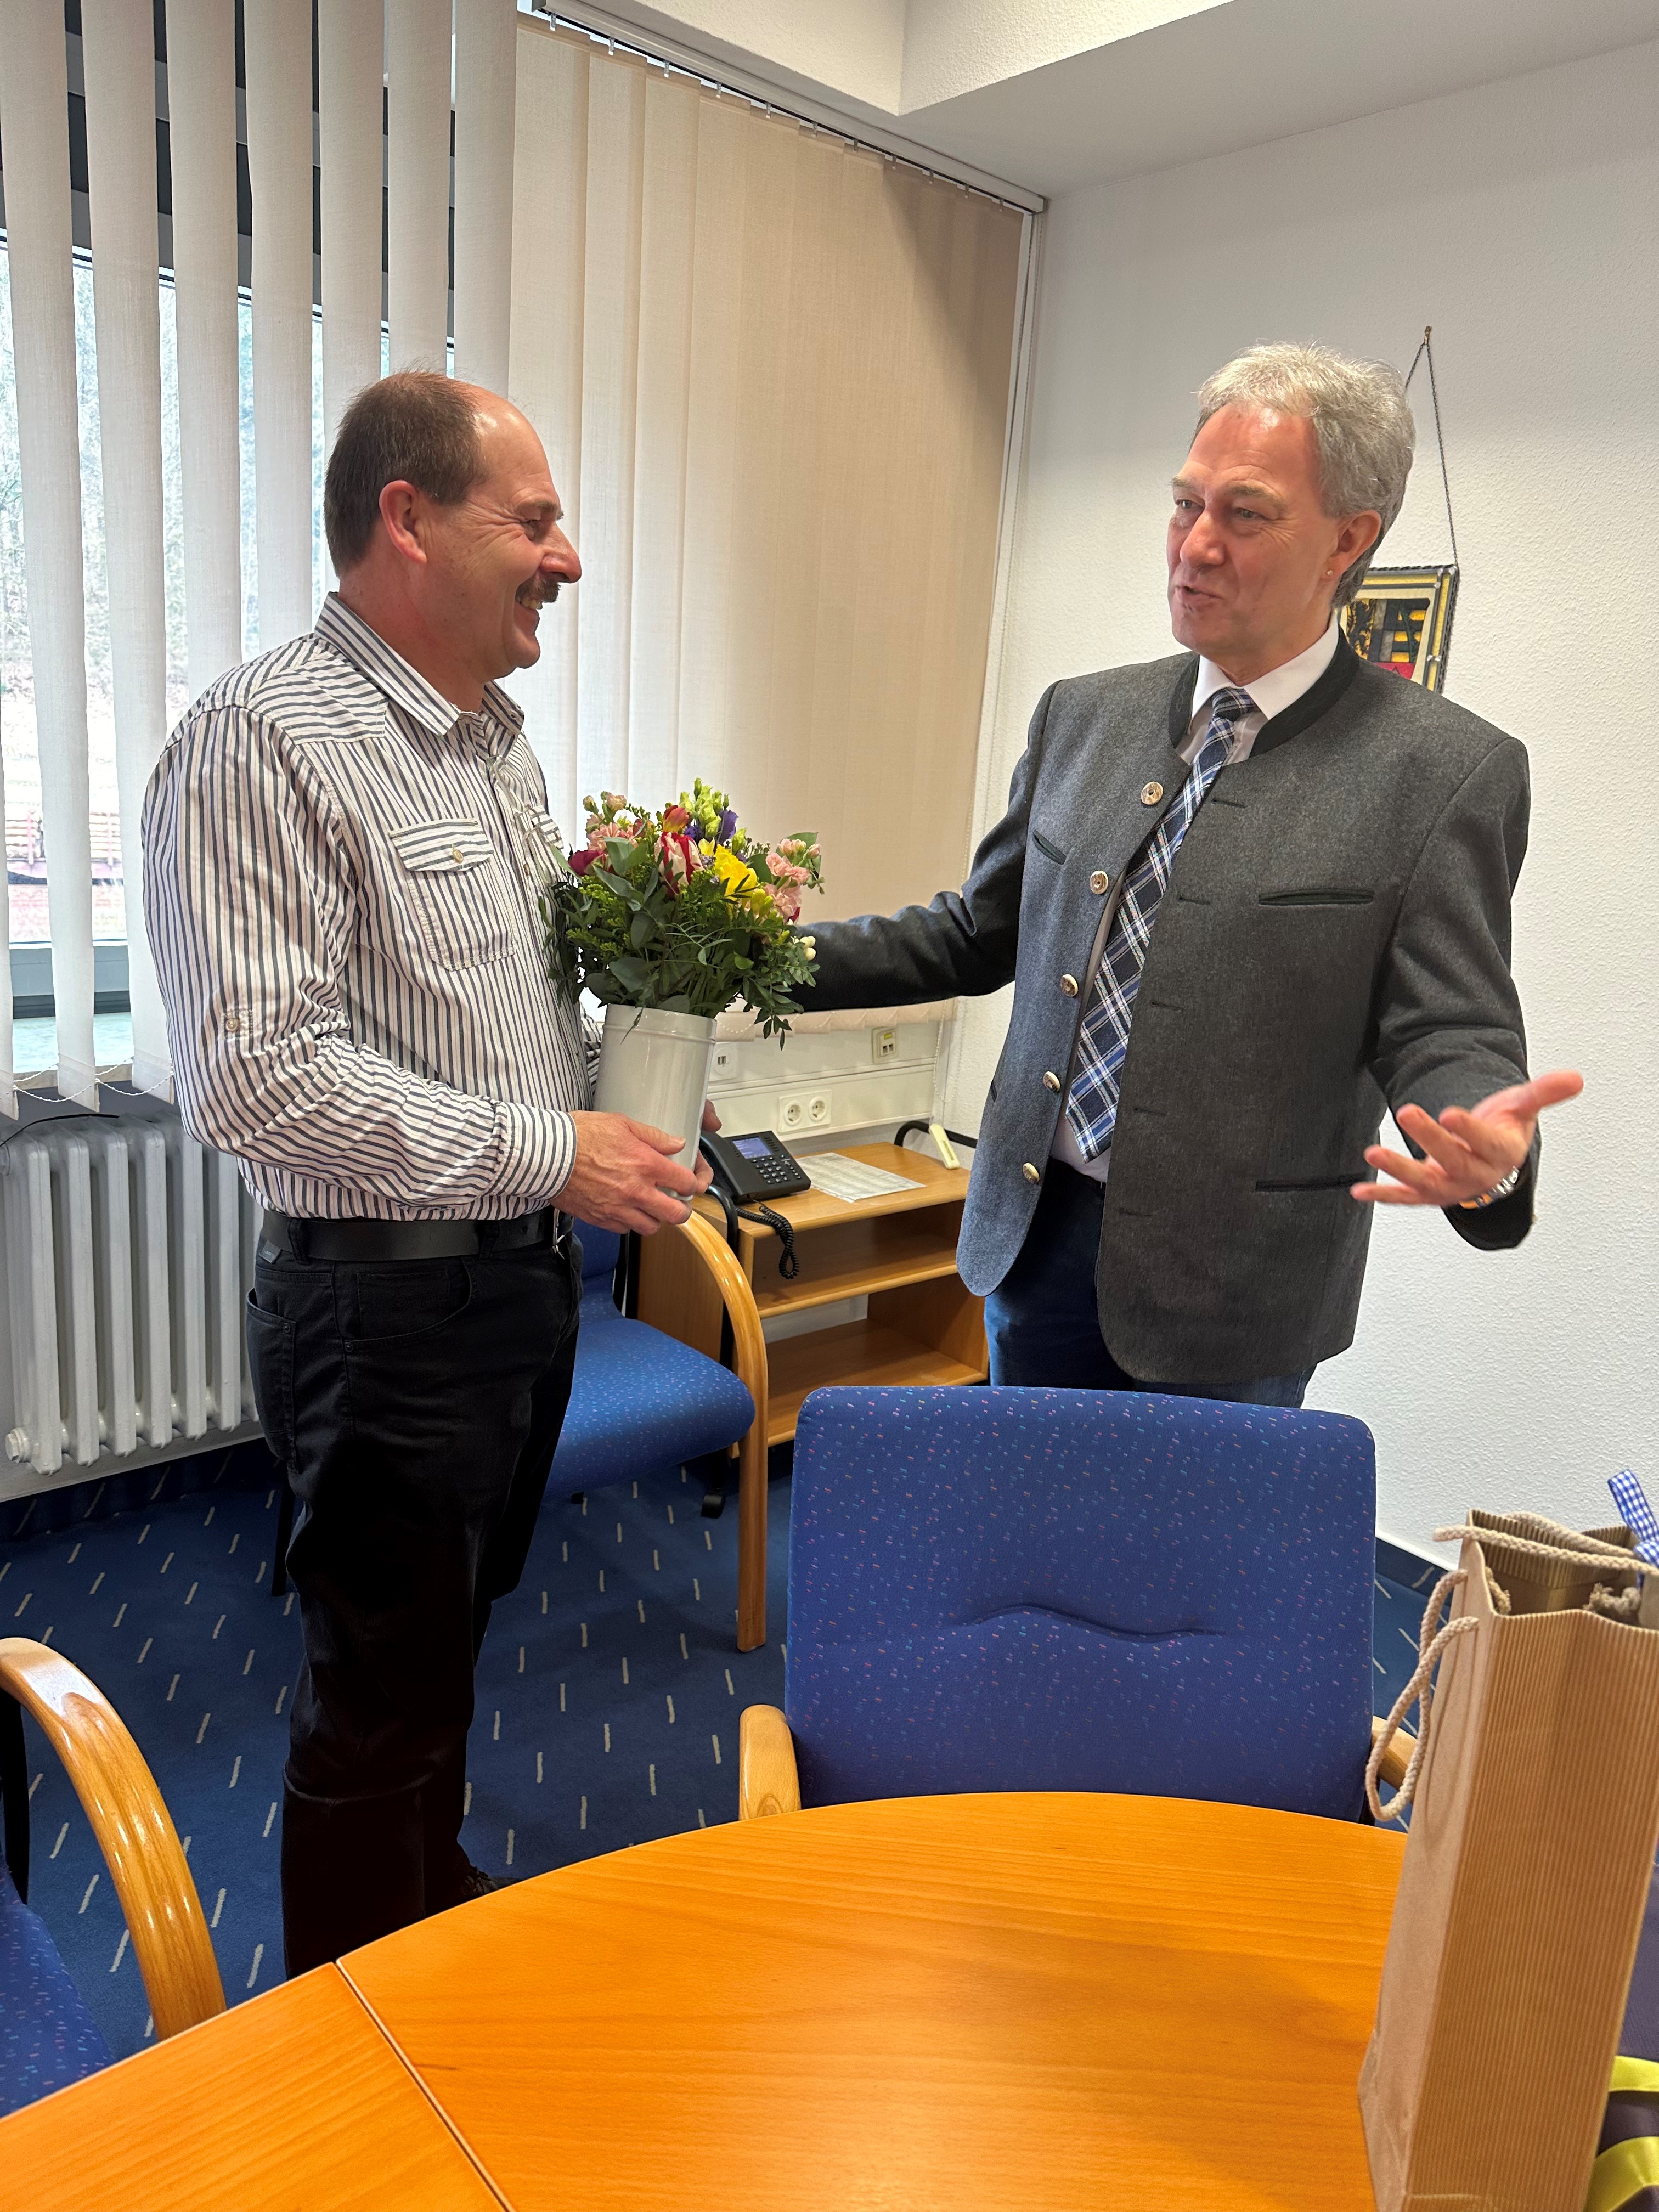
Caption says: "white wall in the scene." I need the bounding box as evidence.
[899,0,1226,109]
[584,0,908,108]
[947,39,1659,1550]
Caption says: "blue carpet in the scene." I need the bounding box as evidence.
[3,1448,789,2060]
[3,1446,1442,2067]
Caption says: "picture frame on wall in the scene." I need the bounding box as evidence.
[1340,565,1459,691]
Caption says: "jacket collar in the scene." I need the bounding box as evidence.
[1165,633,1362,758]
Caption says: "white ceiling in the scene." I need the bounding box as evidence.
[896,0,1659,197]
[583,0,1659,199]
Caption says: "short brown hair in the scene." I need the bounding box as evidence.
[324,371,485,573]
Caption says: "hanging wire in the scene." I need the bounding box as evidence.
[1402,326,1459,571]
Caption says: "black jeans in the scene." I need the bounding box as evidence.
[246,1230,580,1976]
[984,1162,1316,1406]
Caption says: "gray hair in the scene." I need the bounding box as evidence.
[1194,342,1415,608]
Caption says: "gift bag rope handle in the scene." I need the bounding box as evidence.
[1368,1524,1659,1824]
[1368,1568,1477,1824]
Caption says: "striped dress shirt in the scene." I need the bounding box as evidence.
[142,595,589,1220]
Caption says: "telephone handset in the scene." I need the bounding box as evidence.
[699,1129,812,1206]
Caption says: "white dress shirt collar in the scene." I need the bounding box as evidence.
[1192,613,1341,732]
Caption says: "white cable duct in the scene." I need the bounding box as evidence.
[318,0,387,471]
[80,0,173,1103]
[243,0,317,649]
[452,0,516,392]
[0,0,98,1105]
[386,0,453,371]
[164,0,244,698]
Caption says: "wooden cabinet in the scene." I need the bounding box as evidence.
[636,1143,986,1646]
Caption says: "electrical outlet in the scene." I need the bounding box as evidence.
[778,1088,832,1132]
[712,1046,733,1076]
[872,1029,899,1064]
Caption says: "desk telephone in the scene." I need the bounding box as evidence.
[699,1129,812,1205]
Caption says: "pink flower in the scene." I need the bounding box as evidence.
[767,850,811,887]
[663,803,692,830]
[771,884,802,921]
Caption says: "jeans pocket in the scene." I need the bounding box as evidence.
[340,1259,475,1345]
[245,1293,296,1466]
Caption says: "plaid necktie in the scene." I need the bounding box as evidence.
[1064,686,1253,1163]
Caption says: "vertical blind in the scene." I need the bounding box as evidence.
[507,24,1025,924]
[0,2,1023,1112]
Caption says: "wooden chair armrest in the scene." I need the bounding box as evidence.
[679,1209,774,1647]
[1371,1713,1417,1793]
[678,1209,768,1432]
[740,1704,801,1820]
[0,1637,225,2037]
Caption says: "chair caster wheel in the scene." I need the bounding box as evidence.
[701,1492,726,1519]
[568,1491,586,1505]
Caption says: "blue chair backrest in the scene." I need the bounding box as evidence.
[785,1385,1376,1821]
[571,1221,622,1305]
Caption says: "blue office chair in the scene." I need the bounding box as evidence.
[1,1637,224,2114]
[551,1220,759,1504]
[271,1216,768,1640]
[739,1385,1384,1823]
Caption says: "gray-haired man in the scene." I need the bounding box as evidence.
[805,342,1581,1401]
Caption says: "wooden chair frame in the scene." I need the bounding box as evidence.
[677,1211,770,1650]
[0,1636,225,2039]
[737,1705,1416,1821]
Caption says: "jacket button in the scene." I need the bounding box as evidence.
[1090,870,1110,894]
[1061,973,1079,997]
[1022,1163,1041,1184]
[1140,781,1164,806]
[1043,1071,1061,1092]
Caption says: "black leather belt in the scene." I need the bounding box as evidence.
[258,1207,563,1262]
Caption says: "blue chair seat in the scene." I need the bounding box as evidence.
[0,1858,114,2117]
[550,1225,755,1494]
[786,1385,1376,1821]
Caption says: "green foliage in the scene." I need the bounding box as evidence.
[543,787,823,1038]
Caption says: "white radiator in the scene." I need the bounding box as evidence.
[0,1115,261,1484]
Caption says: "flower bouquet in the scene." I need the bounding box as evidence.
[545,782,824,1165]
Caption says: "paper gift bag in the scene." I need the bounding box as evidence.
[1360,1517,1659,2212]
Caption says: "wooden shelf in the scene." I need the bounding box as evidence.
[764,1318,988,1445]
[749,1209,964,1317]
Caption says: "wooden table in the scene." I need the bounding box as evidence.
[343,1793,1406,2210]
[1,1795,1404,2208]
[639,1141,988,1449]
[0,1962,503,2210]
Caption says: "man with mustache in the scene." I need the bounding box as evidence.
[804,342,1581,1400]
[142,372,712,1974]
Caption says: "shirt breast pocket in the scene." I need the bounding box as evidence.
[387,819,514,970]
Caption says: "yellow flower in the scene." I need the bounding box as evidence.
[711,845,762,901]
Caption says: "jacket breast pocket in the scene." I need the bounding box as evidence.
[1257,888,1374,907]
[1030,827,1069,866]
[388,820,514,970]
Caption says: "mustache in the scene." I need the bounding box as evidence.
[517,575,562,608]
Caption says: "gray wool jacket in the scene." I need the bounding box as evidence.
[804,642,1537,1385]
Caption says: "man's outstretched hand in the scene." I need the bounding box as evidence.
[559,1107,716,1235]
[1351,1070,1584,1209]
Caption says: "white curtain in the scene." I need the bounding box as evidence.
[2,4,1023,1110]
[243,0,315,654]
[506,23,1026,923]
[80,0,173,1101]
[0,0,97,1108]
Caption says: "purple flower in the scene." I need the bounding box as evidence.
[717,807,738,845]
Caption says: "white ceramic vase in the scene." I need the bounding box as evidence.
[592,1004,716,1169]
